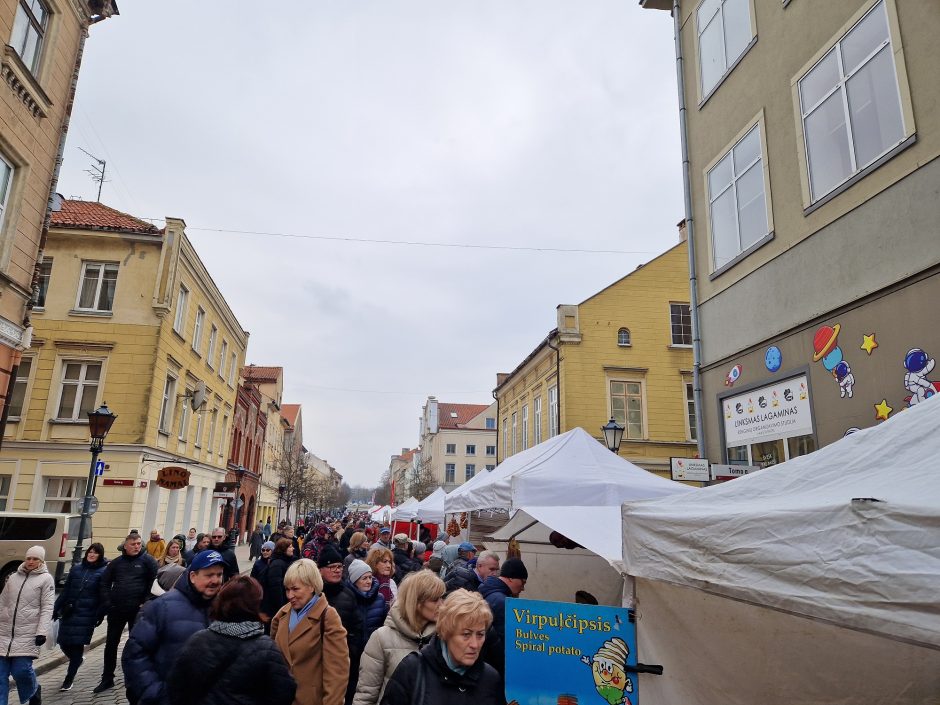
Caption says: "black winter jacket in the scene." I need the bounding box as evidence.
[260,553,290,618]
[166,621,296,705]
[98,549,158,616]
[54,557,108,645]
[209,543,239,582]
[323,579,365,703]
[347,577,388,648]
[444,565,482,595]
[122,575,213,705]
[392,548,420,585]
[379,636,503,705]
[478,576,513,677]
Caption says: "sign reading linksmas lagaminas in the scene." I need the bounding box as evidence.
[506,598,638,705]
[722,374,814,446]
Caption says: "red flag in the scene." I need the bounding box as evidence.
[390,477,396,507]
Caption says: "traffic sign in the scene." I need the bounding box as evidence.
[87,496,100,515]
[95,460,106,476]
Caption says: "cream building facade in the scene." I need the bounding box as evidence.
[0,200,248,549]
[418,397,497,493]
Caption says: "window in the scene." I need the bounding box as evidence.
[159,375,177,433]
[207,325,218,367]
[534,397,543,444]
[192,307,205,353]
[485,417,496,430]
[670,303,693,346]
[76,262,118,312]
[218,340,228,379]
[502,418,508,457]
[0,475,9,510]
[465,464,475,481]
[10,0,48,74]
[173,286,189,335]
[686,382,697,441]
[207,409,218,453]
[56,361,101,420]
[511,412,518,455]
[466,444,475,456]
[194,407,205,448]
[799,1,906,203]
[219,414,229,456]
[445,464,456,484]
[8,357,32,418]
[178,391,192,441]
[522,405,529,450]
[708,124,769,270]
[35,259,52,308]
[617,328,631,347]
[485,465,495,471]
[445,443,456,455]
[485,445,496,457]
[43,477,83,513]
[610,381,644,440]
[697,0,753,98]
[548,386,559,437]
[228,353,237,386]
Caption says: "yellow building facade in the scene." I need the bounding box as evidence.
[495,240,697,478]
[0,200,248,549]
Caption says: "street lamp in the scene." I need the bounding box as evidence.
[72,402,117,568]
[601,417,624,454]
[232,466,245,544]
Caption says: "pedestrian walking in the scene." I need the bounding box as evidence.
[251,541,275,582]
[184,528,197,553]
[442,542,476,580]
[366,548,397,607]
[301,523,331,562]
[166,575,296,705]
[249,523,265,561]
[260,538,294,627]
[93,533,159,694]
[346,559,388,646]
[152,539,187,596]
[426,541,446,574]
[444,550,499,595]
[0,546,55,705]
[352,570,444,705]
[438,544,459,578]
[208,527,240,582]
[378,589,501,705]
[374,527,392,551]
[342,532,369,579]
[479,557,527,680]
[53,543,108,691]
[263,519,272,541]
[121,550,224,705]
[318,544,364,704]
[271,559,349,705]
[183,532,209,564]
[391,535,420,585]
[145,530,166,562]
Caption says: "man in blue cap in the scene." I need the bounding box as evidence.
[375,526,392,551]
[122,550,225,705]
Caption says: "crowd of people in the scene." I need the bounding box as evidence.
[0,513,529,705]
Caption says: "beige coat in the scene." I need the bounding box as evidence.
[351,602,437,705]
[0,562,55,657]
[272,595,349,705]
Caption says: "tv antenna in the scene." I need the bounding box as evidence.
[78,147,107,201]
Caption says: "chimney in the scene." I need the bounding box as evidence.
[677,218,688,243]
[496,373,509,387]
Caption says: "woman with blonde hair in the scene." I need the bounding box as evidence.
[365,548,397,607]
[271,558,349,705]
[379,589,501,705]
[342,532,370,579]
[352,570,445,705]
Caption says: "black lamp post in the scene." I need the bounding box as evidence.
[72,402,117,568]
[601,417,624,454]
[232,466,245,544]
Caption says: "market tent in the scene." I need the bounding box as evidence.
[442,468,490,506]
[445,427,694,513]
[389,496,418,521]
[622,395,940,649]
[413,487,447,525]
[368,505,390,523]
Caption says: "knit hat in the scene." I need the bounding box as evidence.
[347,559,372,585]
[500,557,528,580]
[413,541,426,556]
[431,540,446,558]
[261,541,275,551]
[189,550,225,572]
[317,543,344,568]
[25,545,45,561]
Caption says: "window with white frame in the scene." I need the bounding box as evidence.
[708,124,769,270]
[207,325,218,367]
[534,396,543,444]
[192,307,205,353]
[207,409,218,453]
[485,445,496,457]
[686,381,698,441]
[43,477,83,513]
[548,386,559,437]
[611,381,644,440]
[8,356,33,418]
[10,0,48,74]
[228,353,237,386]
[465,464,475,481]
[617,328,631,347]
[697,0,754,98]
[219,414,229,456]
[466,444,475,456]
[445,443,456,455]
[511,412,518,455]
[670,303,693,346]
[445,463,456,483]
[522,404,529,450]
[178,390,192,441]
[194,407,205,447]
[76,263,118,312]
[35,258,52,308]
[173,286,189,335]
[56,361,101,420]
[799,1,906,203]
[218,340,228,379]
[159,374,177,433]
[485,417,496,430]
[0,475,9,510]
[502,418,508,457]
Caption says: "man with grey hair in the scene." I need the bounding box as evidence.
[444,549,500,595]
[208,527,239,582]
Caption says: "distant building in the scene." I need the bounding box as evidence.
[241,365,286,524]
[494,240,697,477]
[388,447,417,503]
[225,378,266,538]
[418,397,497,492]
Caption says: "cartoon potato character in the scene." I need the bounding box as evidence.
[580,638,633,705]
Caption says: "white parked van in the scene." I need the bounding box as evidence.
[0,512,86,587]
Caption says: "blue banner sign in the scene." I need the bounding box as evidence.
[505,597,638,705]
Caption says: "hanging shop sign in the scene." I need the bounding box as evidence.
[670,457,710,482]
[156,466,191,490]
[722,374,814,446]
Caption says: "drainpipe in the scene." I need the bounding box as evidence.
[547,334,561,434]
[672,0,707,460]
[492,387,500,463]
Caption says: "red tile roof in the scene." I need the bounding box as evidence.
[242,365,283,383]
[399,448,416,461]
[438,403,490,429]
[281,404,300,427]
[51,199,161,235]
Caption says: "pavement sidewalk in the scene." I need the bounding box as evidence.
[31,542,254,677]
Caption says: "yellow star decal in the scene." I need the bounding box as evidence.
[874,399,893,421]
[860,333,878,355]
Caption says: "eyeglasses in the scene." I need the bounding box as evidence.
[324,563,343,571]
[211,535,224,539]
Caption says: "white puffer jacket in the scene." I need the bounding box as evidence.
[352,602,437,705]
[0,562,55,658]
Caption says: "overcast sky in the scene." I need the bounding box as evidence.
[56,2,683,488]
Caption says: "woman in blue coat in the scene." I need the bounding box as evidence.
[347,560,388,646]
[53,543,108,691]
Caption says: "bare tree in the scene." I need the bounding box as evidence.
[272,441,308,523]
[373,467,392,506]
[408,459,438,501]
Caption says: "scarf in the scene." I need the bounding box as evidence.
[208,621,264,639]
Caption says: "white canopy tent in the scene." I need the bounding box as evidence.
[389,496,418,521]
[413,487,447,525]
[621,396,940,703]
[442,467,490,505]
[368,505,390,523]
